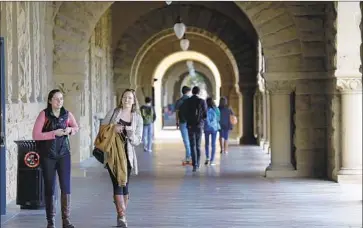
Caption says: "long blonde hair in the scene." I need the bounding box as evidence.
[118,89,140,114]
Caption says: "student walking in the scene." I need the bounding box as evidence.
[175,86,192,165]
[204,97,220,165]
[140,97,156,152]
[180,86,208,172]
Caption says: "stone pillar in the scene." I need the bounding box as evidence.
[58,81,83,164]
[334,1,362,183]
[261,92,269,151]
[336,78,362,182]
[222,84,242,140]
[239,86,257,145]
[265,80,297,178]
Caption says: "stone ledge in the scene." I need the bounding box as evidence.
[337,168,363,184]
[337,174,362,184]
[265,169,299,178]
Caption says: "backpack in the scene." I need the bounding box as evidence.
[204,108,219,132]
[141,106,154,125]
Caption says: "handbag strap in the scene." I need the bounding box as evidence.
[109,109,117,124]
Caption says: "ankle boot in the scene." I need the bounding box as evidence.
[45,195,56,228]
[113,195,127,227]
[61,194,75,228]
[123,195,129,227]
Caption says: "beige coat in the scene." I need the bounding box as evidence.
[101,108,143,175]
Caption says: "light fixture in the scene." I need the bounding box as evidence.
[180,34,190,51]
[189,68,196,77]
[173,16,186,39]
[186,60,193,69]
[165,1,172,5]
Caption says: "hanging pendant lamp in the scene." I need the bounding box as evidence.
[186,60,193,69]
[174,16,186,39]
[180,34,190,51]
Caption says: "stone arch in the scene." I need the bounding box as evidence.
[112,4,258,91]
[163,61,216,104]
[53,2,308,86]
[127,28,239,91]
[178,71,214,98]
[152,51,221,134]
[53,2,112,81]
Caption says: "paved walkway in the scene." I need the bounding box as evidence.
[1,130,362,228]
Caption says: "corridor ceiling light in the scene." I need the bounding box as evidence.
[189,68,196,77]
[173,16,186,39]
[165,1,172,5]
[180,34,190,51]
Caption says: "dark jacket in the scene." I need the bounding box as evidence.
[180,95,207,129]
[37,107,71,159]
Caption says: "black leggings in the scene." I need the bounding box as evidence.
[41,154,71,197]
[106,162,131,196]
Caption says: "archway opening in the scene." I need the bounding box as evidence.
[152,51,221,136]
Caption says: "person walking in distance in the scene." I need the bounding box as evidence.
[204,97,220,166]
[32,89,79,228]
[140,96,156,152]
[218,97,235,154]
[180,86,208,172]
[175,86,192,165]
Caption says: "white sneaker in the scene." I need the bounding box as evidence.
[210,161,216,166]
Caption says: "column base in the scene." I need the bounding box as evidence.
[239,135,258,145]
[259,139,265,148]
[337,168,362,184]
[265,164,298,178]
[263,141,270,153]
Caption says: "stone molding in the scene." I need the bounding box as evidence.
[57,81,84,96]
[264,72,330,80]
[266,80,295,94]
[336,78,362,93]
[239,84,257,95]
[295,78,336,95]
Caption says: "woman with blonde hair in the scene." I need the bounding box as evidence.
[97,88,143,227]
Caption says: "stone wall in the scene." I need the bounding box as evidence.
[0,2,55,203]
[85,9,114,156]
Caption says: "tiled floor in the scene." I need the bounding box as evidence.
[1,130,362,228]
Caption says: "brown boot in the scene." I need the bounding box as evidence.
[61,194,75,228]
[45,195,56,228]
[113,195,127,227]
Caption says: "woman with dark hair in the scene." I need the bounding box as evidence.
[204,97,220,165]
[32,89,79,228]
[100,88,143,227]
[218,96,234,154]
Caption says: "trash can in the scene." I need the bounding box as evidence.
[14,140,45,209]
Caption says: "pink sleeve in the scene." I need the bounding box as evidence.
[32,111,56,141]
[67,112,79,135]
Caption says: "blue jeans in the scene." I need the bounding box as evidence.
[143,124,153,151]
[188,126,202,168]
[179,122,191,160]
[205,131,217,162]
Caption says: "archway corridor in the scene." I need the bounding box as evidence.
[1,131,362,227]
[0,1,362,223]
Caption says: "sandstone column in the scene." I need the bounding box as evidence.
[334,2,362,182]
[239,86,257,145]
[336,78,362,182]
[58,81,83,164]
[262,92,270,152]
[265,80,297,177]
